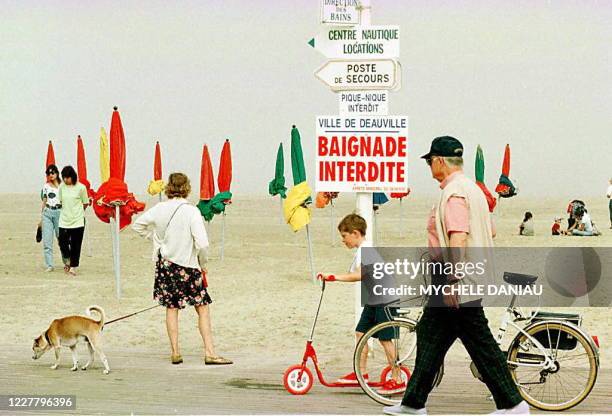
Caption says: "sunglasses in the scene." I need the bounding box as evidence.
[425,156,437,166]
[46,170,58,175]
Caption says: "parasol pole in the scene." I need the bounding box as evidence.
[329,200,335,246]
[111,203,121,299]
[85,214,92,257]
[399,198,403,238]
[306,224,316,283]
[220,212,226,261]
[279,196,283,224]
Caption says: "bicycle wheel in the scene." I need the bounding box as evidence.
[507,321,598,411]
[353,319,417,406]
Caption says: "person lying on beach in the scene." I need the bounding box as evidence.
[519,211,534,236]
[319,213,405,395]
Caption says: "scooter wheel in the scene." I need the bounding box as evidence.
[283,364,314,395]
[380,365,411,384]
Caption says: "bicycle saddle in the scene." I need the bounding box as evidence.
[503,272,538,286]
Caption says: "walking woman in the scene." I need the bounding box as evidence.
[40,164,62,272]
[133,172,232,366]
[58,165,89,276]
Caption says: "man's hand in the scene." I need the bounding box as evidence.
[443,281,460,309]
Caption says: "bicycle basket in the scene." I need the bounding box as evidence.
[531,311,582,350]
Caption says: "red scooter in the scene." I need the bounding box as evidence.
[282,275,409,395]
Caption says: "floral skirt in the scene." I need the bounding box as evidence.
[154,256,212,309]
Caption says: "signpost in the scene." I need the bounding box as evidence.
[338,90,388,115]
[314,59,400,91]
[316,115,409,193]
[311,0,407,328]
[320,0,361,25]
[309,25,400,59]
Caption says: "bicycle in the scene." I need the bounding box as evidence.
[354,271,600,411]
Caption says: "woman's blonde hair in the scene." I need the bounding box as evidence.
[165,173,191,199]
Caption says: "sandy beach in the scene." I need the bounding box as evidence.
[2,193,609,366]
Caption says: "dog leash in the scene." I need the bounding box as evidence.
[104,304,161,326]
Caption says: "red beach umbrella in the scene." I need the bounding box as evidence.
[495,144,517,198]
[109,106,126,181]
[46,140,56,168]
[154,141,162,181]
[217,139,232,196]
[200,144,215,201]
[76,135,93,197]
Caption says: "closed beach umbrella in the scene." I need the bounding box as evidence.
[285,125,314,281]
[99,128,110,183]
[475,145,497,212]
[154,141,162,181]
[373,192,389,206]
[109,106,126,181]
[269,142,287,198]
[46,140,56,168]
[495,144,517,198]
[199,144,215,201]
[147,141,165,196]
[291,125,306,185]
[76,135,93,197]
[218,139,232,195]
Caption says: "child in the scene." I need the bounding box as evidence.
[552,217,562,235]
[320,213,405,396]
[519,211,534,236]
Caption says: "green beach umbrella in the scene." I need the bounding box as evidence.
[197,191,232,222]
[268,142,287,198]
[475,145,485,183]
[475,145,497,212]
[291,125,306,185]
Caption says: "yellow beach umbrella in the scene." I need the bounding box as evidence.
[99,127,110,183]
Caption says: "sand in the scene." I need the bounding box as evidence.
[0,193,610,413]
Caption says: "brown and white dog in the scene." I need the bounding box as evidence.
[32,305,110,374]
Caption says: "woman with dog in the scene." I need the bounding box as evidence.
[132,172,232,366]
[40,164,62,272]
[58,165,89,276]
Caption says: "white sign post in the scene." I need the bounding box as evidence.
[315,115,409,193]
[309,25,399,59]
[315,59,400,91]
[338,90,388,115]
[320,0,361,25]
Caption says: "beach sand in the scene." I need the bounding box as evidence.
[0,193,610,413]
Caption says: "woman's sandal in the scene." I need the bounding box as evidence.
[64,265,70,274]
[204,355,233,365]
[171,354,183,364]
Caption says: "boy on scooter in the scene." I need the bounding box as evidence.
[320,213,405,395]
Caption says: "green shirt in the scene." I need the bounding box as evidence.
[59,183,88,228]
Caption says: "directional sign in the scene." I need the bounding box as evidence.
[316,115,409,193]
[315,59,399,91]
[308,25,400,59]
[339,91,388,115]
[320,0,360,26]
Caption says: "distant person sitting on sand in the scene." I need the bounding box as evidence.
[552,217,563,235]
[567,199,586,229]
[567,208,598,236]
[519,211,534,236]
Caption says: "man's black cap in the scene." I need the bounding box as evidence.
[420,136,464,159]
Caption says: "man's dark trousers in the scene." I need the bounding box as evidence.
[401,306,523,410]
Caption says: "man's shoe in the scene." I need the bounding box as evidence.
[377,379,407,395]
[489,400,530,415]
[335,371,367,384]
[383,403,426,415]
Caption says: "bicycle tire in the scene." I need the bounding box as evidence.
[507,320,598,411]
[354,319,443,406]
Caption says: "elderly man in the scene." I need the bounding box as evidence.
[384,136,528,415]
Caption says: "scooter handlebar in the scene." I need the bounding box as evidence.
[316,273,336,282]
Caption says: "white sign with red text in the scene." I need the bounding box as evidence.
[316,115,409,193]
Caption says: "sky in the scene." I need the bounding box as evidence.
[1,0,610,198]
